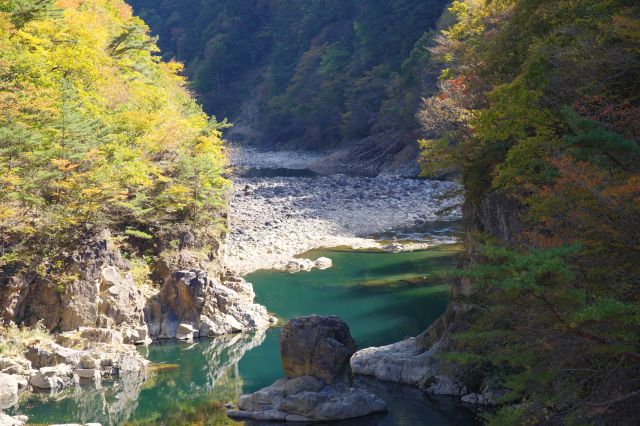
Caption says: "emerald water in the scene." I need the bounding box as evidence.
[10,245,479,425]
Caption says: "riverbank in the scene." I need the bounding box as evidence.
[225,173,462,274]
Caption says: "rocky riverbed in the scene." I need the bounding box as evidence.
[225,173,463,274]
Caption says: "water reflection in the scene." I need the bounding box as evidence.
[10,330,266,425]
[13,369,147,426]
[11,247,480,425]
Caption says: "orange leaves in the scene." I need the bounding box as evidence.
[50,158,79,172]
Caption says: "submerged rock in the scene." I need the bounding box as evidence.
[228,315,387,422]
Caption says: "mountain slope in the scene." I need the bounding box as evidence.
[129,0,449,156]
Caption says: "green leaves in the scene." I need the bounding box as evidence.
[0,0,60,29]
[0,0,228,268]
[562,107,640,171]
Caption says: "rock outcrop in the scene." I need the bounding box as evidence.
[228,315,387,422]
[145,269,272,339]
[351,338,467,396]
[0,231,146,333]
[0,374,18,410]
[280,316,355,385]
[351,274,505,406]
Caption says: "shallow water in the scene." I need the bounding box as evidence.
[10,245,479,425]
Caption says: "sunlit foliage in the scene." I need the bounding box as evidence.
[0,0,229,270]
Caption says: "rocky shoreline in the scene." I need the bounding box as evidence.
[0,229,275,425]
[225,174,462,274]
[0,327,148,426]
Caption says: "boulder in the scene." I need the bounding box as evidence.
[281,315,355,385]
[175,323,197,340]
[0,357,32,376]
[0,412,27,426]
[79,328,123,345]
[461,393,486,405]
[0,373,18,409]
[314,257,332,269]
[29,365,77,390]
[230,376,387,422]
[228,316,387,422]
[284,259,314,273]
[79,354,99,369]
[350,337,468,396]
[122,326,150,345]
[75,368,101,381]
[25,343,81,369]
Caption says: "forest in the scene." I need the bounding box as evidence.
[0,0,229,282]
[419,0,640,423]
[0,0,638,425]
[128,0,449,149]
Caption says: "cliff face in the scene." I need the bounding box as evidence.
[0,227,272,341]
[0,231,147,333]
[463,192,524,245]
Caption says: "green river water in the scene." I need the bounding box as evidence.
[10,243,480,425]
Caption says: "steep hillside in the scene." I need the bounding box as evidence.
[0,0,271,339]
[418,0,640,423]
[129,0,448,159]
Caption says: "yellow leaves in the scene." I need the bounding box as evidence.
[51,158,79,172]
[163,60,186,84]
[1,0,230,260]
[612,14,640,45]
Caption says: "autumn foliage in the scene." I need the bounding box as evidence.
[420,0,640,423]
[0,0,229,272]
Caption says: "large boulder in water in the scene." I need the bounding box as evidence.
[228,315,387,422]
[281,315,355,385]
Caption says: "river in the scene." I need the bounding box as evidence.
[10,159,478,425]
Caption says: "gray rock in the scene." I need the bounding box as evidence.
[79,328,123,345]
[461,392,486,405]
[229,316,387,422]
[175,323,197,340]
[231,376,387,422]
[0,357,31,376]
[0,373,18,409]
[281,315,355,385]
[0,412,27,426]
[351,336,469,397]
[314,257,332,269]
[25,343,81,369]
[147,269,271,339]
[29,365,77,390]
[75,368,101,381]
[0,231,146,332]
